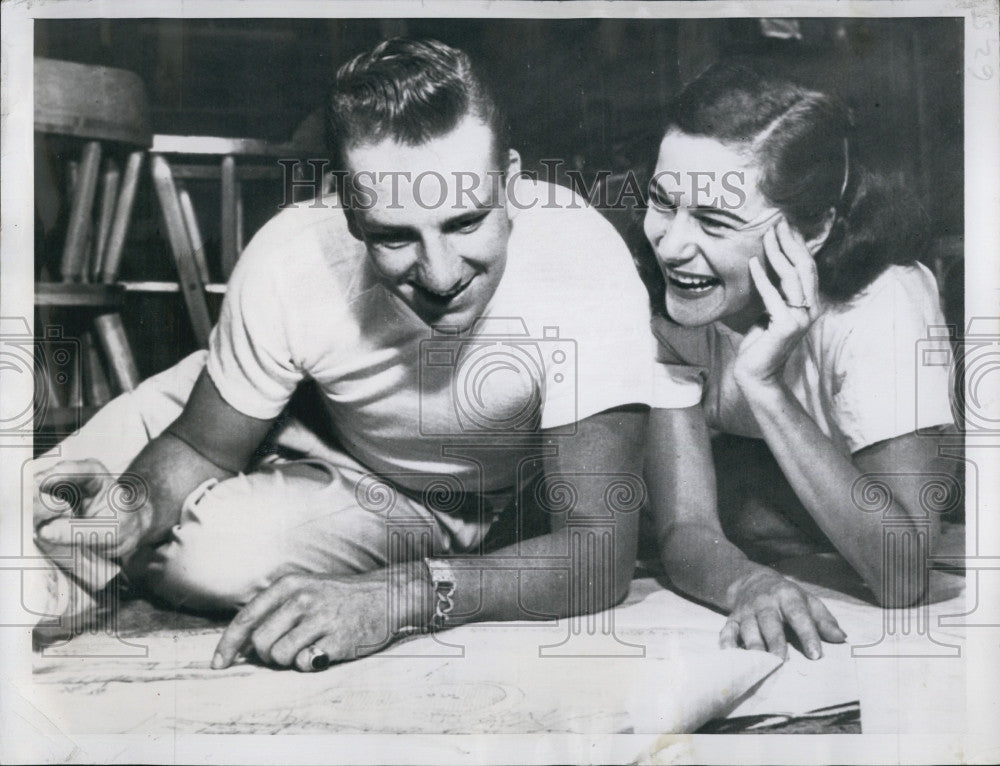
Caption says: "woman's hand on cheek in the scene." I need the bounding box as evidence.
[720,569,847,660]
[733,219,821,391]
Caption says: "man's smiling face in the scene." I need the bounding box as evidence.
[343,114,516,331]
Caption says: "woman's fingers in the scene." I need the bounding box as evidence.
[719,618,740,650]
[807,595,848,644]
[762,222,806,307]
[748,256,790,321]
[738,614,767,652]
[756,608,788,659]
[774,219,820,314]
[782,596,824,659]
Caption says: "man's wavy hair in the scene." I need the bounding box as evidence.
[326,37,510,171]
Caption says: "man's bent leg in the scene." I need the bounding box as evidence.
[129,458,449,612]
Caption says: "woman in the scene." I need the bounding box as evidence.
[640,62,957,660]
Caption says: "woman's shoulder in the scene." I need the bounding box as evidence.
[813,261,946,364]
[821,261,943,327]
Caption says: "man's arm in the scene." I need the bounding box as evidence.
[37,370,276,560]
[210,405,646,670]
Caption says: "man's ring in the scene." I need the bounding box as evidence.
[306,645,330,671]
[786,300,810,310]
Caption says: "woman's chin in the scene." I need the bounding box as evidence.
[664,294,724,327]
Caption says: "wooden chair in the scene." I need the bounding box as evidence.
[34,57,151,430]
[145,134,328,347]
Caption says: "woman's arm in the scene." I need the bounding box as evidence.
[737,377,949,606]
[648,406,844,658]
[734,220,950,606]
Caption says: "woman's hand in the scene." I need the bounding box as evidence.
[720,568,846,660]
[212,565,434,671]
[733,219,822,390]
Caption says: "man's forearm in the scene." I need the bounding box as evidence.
[125,431,236,548]
[404,522,637,628]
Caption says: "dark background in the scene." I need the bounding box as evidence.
[35,17,964,378]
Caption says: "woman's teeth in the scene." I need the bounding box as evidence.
[668,273,719,292]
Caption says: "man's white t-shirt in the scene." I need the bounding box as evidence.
[207,179,699,503]
[652,262,955,455]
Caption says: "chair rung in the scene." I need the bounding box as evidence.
[35,282,125,308]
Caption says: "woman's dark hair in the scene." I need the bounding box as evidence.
[326,37,510,171]
[637,61,928,308]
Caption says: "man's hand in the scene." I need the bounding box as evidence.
[211,565,434,671]
[34,459,150,564]
[720,569,846,660]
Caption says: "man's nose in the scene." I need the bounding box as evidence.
[416,235,464,292]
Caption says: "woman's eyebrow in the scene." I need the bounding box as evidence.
[690,205,747,224]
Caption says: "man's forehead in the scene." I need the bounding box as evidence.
[344,114,499,179]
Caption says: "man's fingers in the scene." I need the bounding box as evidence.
[212,579,297,668]
[35,517,76,547]
[284,626,334,672]
[719,618,740,650]
[807,595,847,643]
[782,597,823,659]
[37,459,110,500]
[756,607,788,659]
[738,615,766,652]
[248,600,308,666]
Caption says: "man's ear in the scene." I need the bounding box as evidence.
[507,148,522,177]
[805,207,837,254]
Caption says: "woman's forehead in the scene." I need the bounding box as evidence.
[653,130,763,206]
[656,131,757,172]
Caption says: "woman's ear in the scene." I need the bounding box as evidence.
[805,207,837,254]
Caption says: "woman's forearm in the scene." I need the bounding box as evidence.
[738,378,926,604]
[659,521,774,611]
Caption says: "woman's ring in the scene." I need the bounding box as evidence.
[306,645,330,671]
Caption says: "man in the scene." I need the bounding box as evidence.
[33,38,697,670]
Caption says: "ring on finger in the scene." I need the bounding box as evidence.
[305,644,330,671]
[785,300,811,310]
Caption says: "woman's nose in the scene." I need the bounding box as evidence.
[646,210,699,266]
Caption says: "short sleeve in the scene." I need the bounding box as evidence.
[650,315,709,408]
[506,187,702,430]
[206,239,304,420]
[830,266,954,453]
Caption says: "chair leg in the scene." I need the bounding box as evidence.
[93,313,140,392]
[91,158,120,281]
[61,141,102,282]
[150,154,213,348]
[177,183,211,283]
[220,154,239,279]
[81,331,113,405]
[101,151,144,284]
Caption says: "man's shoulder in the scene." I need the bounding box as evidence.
[232,194,366,292]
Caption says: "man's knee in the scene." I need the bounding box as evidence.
[130,464,402,611]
